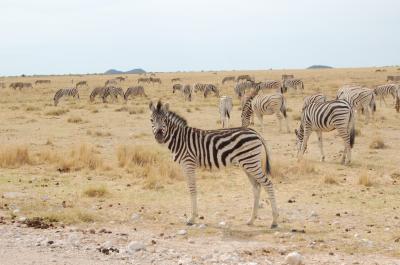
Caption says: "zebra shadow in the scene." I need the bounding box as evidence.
[217,225,280,240]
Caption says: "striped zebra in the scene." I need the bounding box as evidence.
[53,88,79,106]
[171,78,181,83]
[255,80,282,93]
[103,86,124,102]
[282,78,304,92]
[35,80,51,85]
[172,84,183,94]
[387,75,400,82]
[203,84,220,98]
[9,82,32,90]
[219,96,233,128]
[90,86,107,102]
[105,79,118,86]
[295,99,355,165]
[138,77,151,84]
[150,77,162,84]
[221,76,235,84]
[336,87,376,124]
[124,86,146,101]
[75,81,88,88]
[193,83,207,93]
[182,84,192,101]
[115,76,126,82]
[241,93,290,133]
[234,81,256,98]
[236,74,253,82]
[302,93,327,111]
[149,100,279,228]
[373,84,399,107]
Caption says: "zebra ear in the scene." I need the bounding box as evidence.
[149,101,155,112]
[294,129,298,136]
[162,103,169,112]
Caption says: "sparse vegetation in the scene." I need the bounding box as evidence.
[0,146,32,168]
[67,116,83,123]
[358,172,375,187]
[324,175,338,184]
[369,137,385,149]
[45,108,69,116]
[83,186,108,197]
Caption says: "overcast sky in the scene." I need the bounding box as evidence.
[0,0,399,76]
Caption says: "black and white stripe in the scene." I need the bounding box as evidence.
[241,93,290,133]
[221,76,235,84]
[90,86,106,102]
[183,84,192,101]
[124,86,146,101]
[103,86,124,102]
[295,99,355,165]
[219,96,233,128]
[149,100,279,228]
[302,93,327,111]
[373,84,399,107]
[255,80,282,93]
[172,84,183,94]
[234,81,256,98]
[282,78,304,92]
[53,88,79,106]
[203,84,220,98]
[193,83,207,93]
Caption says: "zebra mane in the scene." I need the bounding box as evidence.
[166,110,188,127]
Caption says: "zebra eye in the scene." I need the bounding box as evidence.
[150,118,153,122]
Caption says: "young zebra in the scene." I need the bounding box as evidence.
[75,81,88,89]
[53,87,79,106]
[242,93,290,133]
[219,96,233,128]
[336,87,376,124]
[295,99,355,165]
[234,81,256,98]
[203,84,220,98]
[105,79,118,86]
[149,100,279,228]
[302,93,327,111]
[172,84,183,94]
[282,78,304,92]
[373,84,399,106]
[183,84,192,101]
[103,86,124,102]
[255,80,282,94]
[90,86,106,102]
[221,76,235,84]
[236,74,253,82]
[124,86,146,101]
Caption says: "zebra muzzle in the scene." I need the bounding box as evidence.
[155,130,164,143]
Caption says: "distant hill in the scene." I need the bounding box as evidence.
[307,65,333,69]
[104,68,146,75]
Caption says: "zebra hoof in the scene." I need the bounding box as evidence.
[270,223,278,229]
[246,219,255,226]
[320,157,325,162]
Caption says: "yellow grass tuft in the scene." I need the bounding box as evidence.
[289,160,316,175]
[67,116,83,123]
[83,186,108,197]
[324,175,338,184]
[45,108,69,116]
[0,146,32,168]
[358,172,375,187]
[292,113,301,121]
[25,106,40,111]
[369,137,385,149]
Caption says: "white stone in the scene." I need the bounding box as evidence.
[198,224,207,229]
[188,238,195,244]
[127,241,145,253]
[18,217,27,222]
[177,229,187,235]
[310,211,318,217]
[67,233,80,247]
[284,251,303,265]
[101,241,112,249]
[218,221,226,227]
[131,213,141,221]
[12,209,20,215]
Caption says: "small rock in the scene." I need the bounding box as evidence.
[89,229,96,234]
[177,229,187,235]
[310,211,318,217]
[18,217,27,222]
[67,233,80,247]
[101,241,112,249]
[127,241,145,253]
[218,221,226,227]
[188,238,195,244]
[198,224,207,229]
[12,209,20,215]
[131,213,141,221]
[284,251,303,265]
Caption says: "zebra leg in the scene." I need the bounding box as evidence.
[242,163,278,229]
[317,131,325,162]
[245,173,261,225]
[337,128,351,165]
[183,163,198,225]
[298,129,311,160]
[276,113,283,132]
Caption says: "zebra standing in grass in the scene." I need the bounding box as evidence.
[124,86,146,101]
[193,83,207,93]
[241,93,290,133]
[204,84,220,98]
[373,84,399,107]
[75,81,88,89]
[282,74,294,80]
[255,80,282,94]
[219,96,233,128]
[183,84,192,101]
[236,74,253,82]
[302,94,327,111]
[234,81,256,98]
[387,75,400,82]
[138,77,151,84]
[103,86,124,102]
[172,84,183,94]
[171,78,181,83]
[221,76,235,84]
[295,99,355,165]
[149,100,278,228]
[105,79,118,86]
[336,87,376,124]
[90,86,107,102]
[53,87,79,106]
[282,78,304,92]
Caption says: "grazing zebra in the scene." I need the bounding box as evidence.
[282,74,294,80]
[203,84,220,98]
[35,80,51,85]
[149,100,279,228]
[172,84,183,94]
[75,81,88,88]
[182,84,192,101]
[387,75,400,82]
[236,74,253,82]
[53,88,79,106]
[241,93,290,133]
[171,78,181,83]
[105,79,118,86]
[103,86,124,102]
[90,86,107,102]
[124,86,146,101]
[336,87,376,124]
[150,77,162,84]
[295,99,355,165]
[138,77,151,84]
[255,80,282,93]
[193,83,207,93]
[373,84,399,106]
[219,96,233,128]
[282,78,304,92]
[115,76,126,82]
[221,76,235,84]
[302,93,327,111]
[234,81,256,98]
[9,82,33,90]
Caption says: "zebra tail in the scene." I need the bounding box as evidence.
[261,137,272,175]
[349,110,356,148]
[396,95,400,113]
[281,97,287,118]
[301,82,304,90]
[371,94,376,112]
[225,109,230,119]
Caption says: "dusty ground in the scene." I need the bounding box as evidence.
[0,68,400,264]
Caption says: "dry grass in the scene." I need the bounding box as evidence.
[87,130,112,137]
[369,137,385,149]
[292,113,301,121]
[25,106,40,111]
[45,108,69,116]
[358,171,375,187]
[289,160,316,175]
[83,186,109,197]
[129,107,145,115]
[67,116,83,123]
[324,175,338,184]
[0,146,32,168]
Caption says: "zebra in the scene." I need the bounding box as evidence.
[90,86,107,102]
[75,81,88,88]
[138,77,151,84]
[373,84,399,107]
[295,99,355,165]
[172,84,183,94]
[221,76,235,84]
[124,86,146,101]
[302,93,327,111]
[203,84,220,98]
[241,93,290,133]
[171,78,181,83]
[103,86,124,102]
[336,86,376,124]
[193,83,207,93]
[234,81,256,98]
[387,75,400,82]
[236,74,253,82]
[182,84,192,101]
[282,78,304,92]
[115,76,126,82]
[149,100,279,228]
[9,82,32,90]
[105,79,118,86]
[150,77,162,84]
[219,96,233,128]
[35,80,51,85]
[53,87,79,106]
[255,80,282,94]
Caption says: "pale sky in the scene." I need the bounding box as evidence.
[1,0,399,76]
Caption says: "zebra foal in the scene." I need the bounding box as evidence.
[149,101,279,228]
[373,84,399,107]
[124,86,146,101]
[219,96,233,128]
